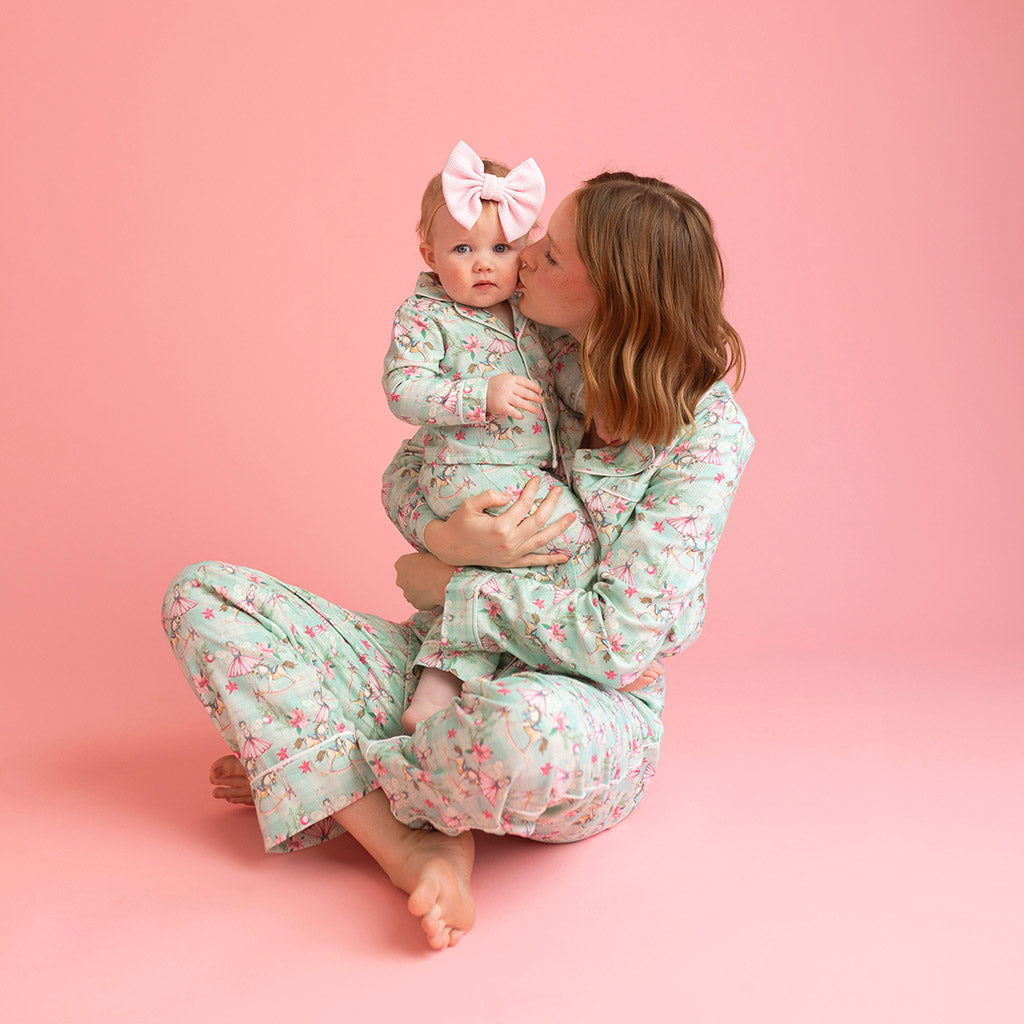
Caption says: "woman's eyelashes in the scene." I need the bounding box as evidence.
[545,249,556,265]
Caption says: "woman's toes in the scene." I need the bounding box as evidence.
[209,755,254,805]
[209,754,243,781]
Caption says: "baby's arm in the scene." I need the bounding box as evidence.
[381,431,439,551]
[383,303,490,427]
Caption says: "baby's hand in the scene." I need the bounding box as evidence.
[486,373,543,420]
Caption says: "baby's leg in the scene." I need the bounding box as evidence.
[402,667,462,733]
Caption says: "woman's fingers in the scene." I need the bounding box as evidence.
[508,550,570,567]
[520,511,576,552]
[497,481,576,554]
[510,482,564,539]
[462,488,514,514]
[498,476,543,524]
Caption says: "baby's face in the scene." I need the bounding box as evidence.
[421,204,526,311]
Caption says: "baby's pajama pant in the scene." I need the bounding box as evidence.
[162,561,663,853]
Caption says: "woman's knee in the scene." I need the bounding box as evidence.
[161,562,227,634]
[459,684,590,784]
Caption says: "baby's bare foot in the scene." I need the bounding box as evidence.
[619,660,665,693]
[402,668,461,733]
[395,830,476,950]
[209,754,255,805]
[635,662,664,687]
[401,696,448,734]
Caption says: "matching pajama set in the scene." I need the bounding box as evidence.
[383,272,598,683]
[162,332,754,854]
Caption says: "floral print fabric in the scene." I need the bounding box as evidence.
[163,562,663,853]
[383,272,560,472]
[383,273,598,682]
[382,334,756,689]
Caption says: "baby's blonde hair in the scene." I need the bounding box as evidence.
[417,157,513,242]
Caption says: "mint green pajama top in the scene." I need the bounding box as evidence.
[382,332,755,689]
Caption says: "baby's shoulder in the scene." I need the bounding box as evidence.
[394,293,455,326]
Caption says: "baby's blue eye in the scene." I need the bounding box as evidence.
[454,244,471,254]
[494,244,511,253]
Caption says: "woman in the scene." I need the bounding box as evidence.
[162,172,754,951]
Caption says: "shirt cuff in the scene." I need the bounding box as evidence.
[457,377,490,423]
[440,567,500,651]
[410,503,441,550]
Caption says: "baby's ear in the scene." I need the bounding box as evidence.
[419,240,436,270]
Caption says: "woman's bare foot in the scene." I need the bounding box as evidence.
[393,829,476,950]
[207,757,476,949]
[334,789,476,950]
[209,754,254,805]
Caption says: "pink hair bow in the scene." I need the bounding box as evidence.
[441,140,545,242]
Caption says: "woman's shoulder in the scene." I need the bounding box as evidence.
[695,380,745,417]
[691,381,754,445]
[644,380,755,483]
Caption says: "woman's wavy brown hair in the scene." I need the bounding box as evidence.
[574,172,745,447]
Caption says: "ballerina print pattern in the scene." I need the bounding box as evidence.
[383,272,600,683]
[383,348,755,689]
[162,563,664,853]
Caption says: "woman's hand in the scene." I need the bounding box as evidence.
[394,552,456,610]
[423,476,576,569]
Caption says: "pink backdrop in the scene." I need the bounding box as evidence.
[3,1,1022,1020]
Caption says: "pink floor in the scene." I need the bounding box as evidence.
[4,2,1023,1021]
[6,644,1022,1021]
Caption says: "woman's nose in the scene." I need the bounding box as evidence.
[519,241,537,269]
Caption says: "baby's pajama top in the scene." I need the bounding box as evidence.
[383,272,597,682]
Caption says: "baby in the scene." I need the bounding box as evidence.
[383,141,591,731]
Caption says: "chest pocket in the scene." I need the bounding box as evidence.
[573,468,650,546]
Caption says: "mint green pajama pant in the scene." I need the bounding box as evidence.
[162,561,663,853]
